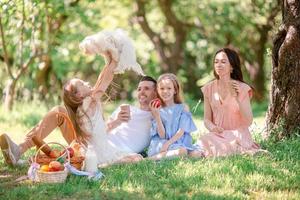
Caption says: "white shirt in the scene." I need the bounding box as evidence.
[107,105,152,153]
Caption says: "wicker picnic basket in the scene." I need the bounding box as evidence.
[30,112,86,183]
[33,142,69,183]
[35,153,85,170]
[32,112,85,170]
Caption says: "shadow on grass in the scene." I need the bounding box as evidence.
[1,137,299,199]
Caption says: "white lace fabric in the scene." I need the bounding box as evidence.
[78,100,130,165]
[79,29,144,75]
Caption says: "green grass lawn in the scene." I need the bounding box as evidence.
[0,100,299,199]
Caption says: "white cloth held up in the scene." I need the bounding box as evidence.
[79,29,144,75]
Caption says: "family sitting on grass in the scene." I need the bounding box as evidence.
[0,47,262,168]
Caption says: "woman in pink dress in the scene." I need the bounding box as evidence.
[197,48,260,157]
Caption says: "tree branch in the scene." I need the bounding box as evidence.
[135,0,168,62]
[157,0,189,63]
[157,0,206,32]
[46,0,80,49]
[19,0,25,69]
[69,0,80,7]
[157,0,186,32]
[15,52,40,81]
[255,0,281,32]
[0,15,14,79]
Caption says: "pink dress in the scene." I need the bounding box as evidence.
[198,80,260,157]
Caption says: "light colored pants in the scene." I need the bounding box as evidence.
[19,106,76,154]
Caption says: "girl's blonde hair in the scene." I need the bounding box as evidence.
[62,79,90,142]
[157,73,183,105]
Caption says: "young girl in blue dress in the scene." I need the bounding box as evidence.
[148,73,203,160]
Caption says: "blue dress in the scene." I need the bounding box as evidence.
[147,104,200,156]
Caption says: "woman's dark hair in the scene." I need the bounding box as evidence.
[213,48,244,82]
[213,48,255,97]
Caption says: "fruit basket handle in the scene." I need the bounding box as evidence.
[34,142,70,165]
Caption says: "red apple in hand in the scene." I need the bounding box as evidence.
[152,98,161,108]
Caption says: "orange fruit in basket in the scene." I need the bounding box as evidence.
[40,165,50,172]
[49,161,62,171]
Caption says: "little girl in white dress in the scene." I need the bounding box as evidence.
[63,61,143,166]
[62,30,143,166]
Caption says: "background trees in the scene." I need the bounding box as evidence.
[133,0,280,100]
[1,0,281,106]
[266,0,300,139]
[0,0,39,110]
[2,0,299,136]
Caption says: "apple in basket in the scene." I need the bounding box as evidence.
[60,147,75,158]
[49,161,63,172]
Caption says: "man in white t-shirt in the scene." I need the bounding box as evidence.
[106,76,157,154]
[0,76,157,166]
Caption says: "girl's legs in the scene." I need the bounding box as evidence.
[19,106,76,154]
[98,154,144,168]
[0,106,75,166]
[118,154,144,163]
[148,147,188,161]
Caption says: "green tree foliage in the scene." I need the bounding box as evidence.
[0,0,40,110]
[0,0,280,108]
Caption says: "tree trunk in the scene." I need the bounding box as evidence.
[244,1,280,101]
[183,53,201,99]
[244,45,266,102]
[134,0,201,97]
[252,30,268,101]
[36,54,52,97]
[4,79,17,111]
[266,0,300,139]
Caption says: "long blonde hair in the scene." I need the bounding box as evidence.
[157,73,183,106]
[62,79,90,142]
